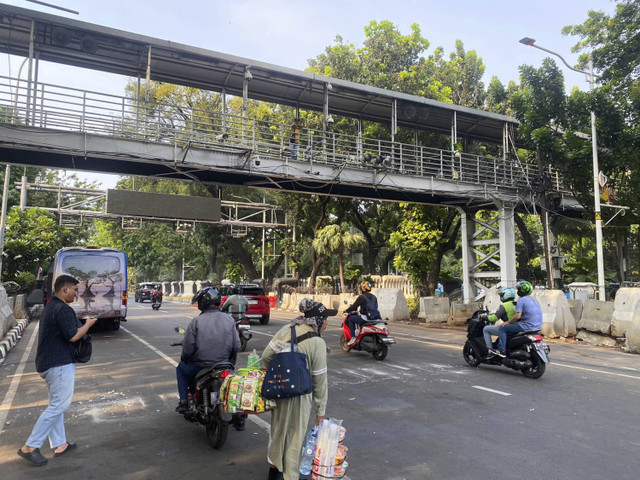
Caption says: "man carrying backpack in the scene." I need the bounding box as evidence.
[344,281,381,346]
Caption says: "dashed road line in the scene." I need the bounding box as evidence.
[472,385,512,396]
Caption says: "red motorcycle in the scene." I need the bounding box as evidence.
[340,314,395,361]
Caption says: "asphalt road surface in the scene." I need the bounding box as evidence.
[1,301,640,479]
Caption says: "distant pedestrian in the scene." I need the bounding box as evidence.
[289,118,302,160]
[18,274,97,466]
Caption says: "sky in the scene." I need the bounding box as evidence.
[0,0,618,188]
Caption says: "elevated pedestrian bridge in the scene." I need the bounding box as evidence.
[0,75,564,208]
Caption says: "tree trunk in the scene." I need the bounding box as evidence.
[514,212,535,275]
[536,149,554,289]
[223,230,259,281]
[338,249,345,293]
[308,197,329,288]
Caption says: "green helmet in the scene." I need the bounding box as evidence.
[516,280,533,297]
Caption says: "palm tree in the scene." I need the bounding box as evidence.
[312,224,366,293]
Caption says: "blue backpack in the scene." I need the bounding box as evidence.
[361,293,381,320]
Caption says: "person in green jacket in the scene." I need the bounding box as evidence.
[262,298,334,480]
[483,287,517,357]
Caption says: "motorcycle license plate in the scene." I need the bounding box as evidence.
[238,325,250,330]
[382,337,396,344]
[210,392,220,404]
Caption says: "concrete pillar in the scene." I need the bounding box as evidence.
[457,207,475,303]
[497,201,517,287]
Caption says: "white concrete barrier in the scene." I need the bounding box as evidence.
[611,288,640,337]
[625,313,640,354]
[170,281,180,296]
[280,293,291,310]
[449,302,483,325]
[533,290,576,338]
[13,294,27,319]
[162,282,171,295]
[418,297,450,323]
[182,281,197,299]
[577,300,613,335]
[567,300,584,329]
[377,288,410,321]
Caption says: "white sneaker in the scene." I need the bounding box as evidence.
[347,337,357,346]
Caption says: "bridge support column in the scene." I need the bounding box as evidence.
[458,207,476,303]
[497,202,517,287]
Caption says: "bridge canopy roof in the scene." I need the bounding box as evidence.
[0,3,517,144]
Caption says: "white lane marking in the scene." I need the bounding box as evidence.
[621,366,637,371]
[121,327,178,367]
[122,326,271,433]
[385,363,410,371]
[554,362,640,380]
[360,367,393,378]
[248,414,271,431]
[391,332,460,350]
[250,330,273,337]
[0,321,40,437]
[472,385,512,396]
[185,316,194,320]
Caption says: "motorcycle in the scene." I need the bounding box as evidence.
[462,310,550,379]
[151,292,162,310]
[340,313,395,361]
[235,316,252,352]
[171,327,235,449]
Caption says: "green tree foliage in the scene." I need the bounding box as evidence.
[312,224,365,293]
[390,204,459,296]
[3,208,73,281]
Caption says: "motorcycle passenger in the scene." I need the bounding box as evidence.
[345,281,381,346]
[494,281,543,357]
[221,291,249,321]
[175,286,240,414]
[483,287,517,358]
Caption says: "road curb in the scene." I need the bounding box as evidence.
[0,318,29,362]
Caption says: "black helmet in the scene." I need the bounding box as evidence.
[192,286,222,311]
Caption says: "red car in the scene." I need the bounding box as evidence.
[220,284,270,324]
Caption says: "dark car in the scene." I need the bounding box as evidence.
[220,284,270,324]
[135,282,158,302]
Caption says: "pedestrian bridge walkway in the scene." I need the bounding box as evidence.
[0,75,567,208]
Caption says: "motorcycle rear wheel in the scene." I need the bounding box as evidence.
[206,414,228,449]
[521,352,546,379]
[371,341,388,361]
[462,341,482,367]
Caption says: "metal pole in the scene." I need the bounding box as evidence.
[262,197,266,281]
[0,165,11,279]
[588,55,606,300]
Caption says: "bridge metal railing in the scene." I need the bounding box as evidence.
[0,75,565,193]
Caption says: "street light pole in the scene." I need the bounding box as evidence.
[519,37,606,300]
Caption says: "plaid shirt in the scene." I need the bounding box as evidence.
[35,296,80,373]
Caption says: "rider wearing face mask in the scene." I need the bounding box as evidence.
[344,281,381,346]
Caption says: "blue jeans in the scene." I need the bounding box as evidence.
[26,363,76,449]
[483,324,501,349]
[290,142,299,160]
[498,323,524,353]
[347,314,368,338]
[176,361,204,401]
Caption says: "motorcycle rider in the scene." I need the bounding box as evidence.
[175,286,240,415]
[493,280,543,357]
[344,281,381,346]
[483,287,517,358]
[152,285,163,305]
